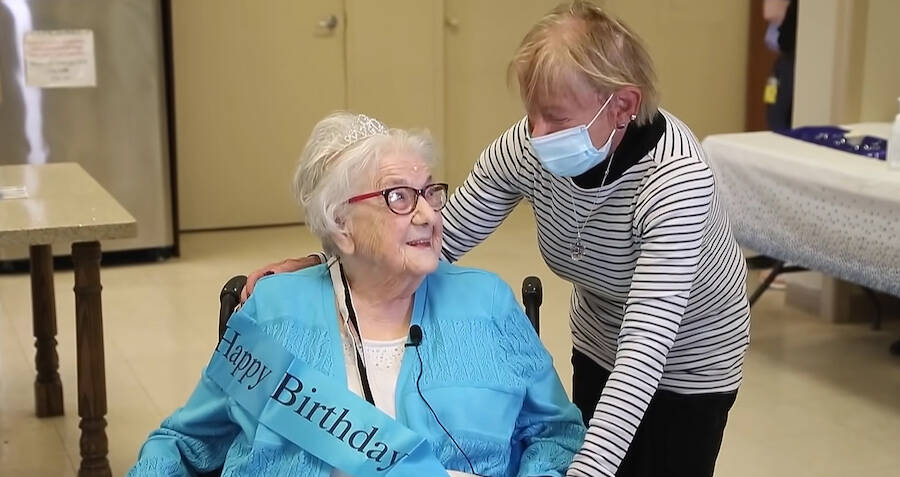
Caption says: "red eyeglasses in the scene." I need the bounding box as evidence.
[347,183,449,215]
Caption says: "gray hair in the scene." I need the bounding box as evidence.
[293,112,437,255]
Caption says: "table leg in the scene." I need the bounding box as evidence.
[748,261,786,307]
[72,241,111,477]
[30,244,64,417]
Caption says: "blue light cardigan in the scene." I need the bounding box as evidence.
[129,262,585,476]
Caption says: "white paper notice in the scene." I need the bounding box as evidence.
[23,30,97,88]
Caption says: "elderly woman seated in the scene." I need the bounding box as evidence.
[128,112,585,477]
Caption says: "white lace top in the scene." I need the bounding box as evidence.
[331,326,477,477]
[342,335,406,418]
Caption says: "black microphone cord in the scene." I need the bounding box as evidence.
[411,335,476,475]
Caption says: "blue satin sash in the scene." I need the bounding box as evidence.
[205,312,449,476]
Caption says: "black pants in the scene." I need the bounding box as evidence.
[572,349,737,477]
[766,53,795,131]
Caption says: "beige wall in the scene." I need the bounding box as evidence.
[793,0,843,126]
[795,0,900,126]
[444,0,751,187]
[173,1,752,227]
[793,0,866,126]
[860,0,900,121]
[173,1,443,230]
[345,0,445,177]
[443,0,560,187]
[603,0,750,140]
[172,0,347,230]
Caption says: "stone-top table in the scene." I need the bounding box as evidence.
[0,162,137,477]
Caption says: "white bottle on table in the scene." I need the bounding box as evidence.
[888,97,900,168]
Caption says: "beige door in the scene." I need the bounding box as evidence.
[345,0,446,179]
[172,0,346,230]
[443,0,559,187]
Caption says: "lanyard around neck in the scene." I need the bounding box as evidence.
[332,261,376,405]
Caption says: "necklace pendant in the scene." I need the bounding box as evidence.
[570,241,585,261]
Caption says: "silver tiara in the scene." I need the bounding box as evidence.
[336,114,389,152]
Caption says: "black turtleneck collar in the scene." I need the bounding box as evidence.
[572,110,667,189]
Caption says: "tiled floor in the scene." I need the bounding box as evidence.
[1,206,898,476]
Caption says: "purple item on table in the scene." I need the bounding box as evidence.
[776,126,887,160]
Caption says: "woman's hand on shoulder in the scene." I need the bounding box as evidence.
[240,255,323,303]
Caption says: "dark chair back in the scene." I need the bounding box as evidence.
[218,275,247,339]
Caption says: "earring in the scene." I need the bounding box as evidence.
[617,113,638,129]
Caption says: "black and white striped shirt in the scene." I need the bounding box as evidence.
[440,110,750,477]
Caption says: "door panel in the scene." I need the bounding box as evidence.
[345,0,445,179]
[173,0,345,229]
[443,0,558,187]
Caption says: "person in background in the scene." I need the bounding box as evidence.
[763,0,798,130]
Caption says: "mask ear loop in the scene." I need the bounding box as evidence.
[586,93,616,129]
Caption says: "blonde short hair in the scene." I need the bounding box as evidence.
[510,0,659,125]
[293,112,436,255]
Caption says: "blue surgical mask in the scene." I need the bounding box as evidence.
[530,94,616,177]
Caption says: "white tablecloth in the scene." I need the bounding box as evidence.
[702,123,900,296]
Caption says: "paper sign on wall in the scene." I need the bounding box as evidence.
[23,30,97,88]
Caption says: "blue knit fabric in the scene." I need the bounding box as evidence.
[128,262,584,476]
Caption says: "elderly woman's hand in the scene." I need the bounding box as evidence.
[240,255,322,303]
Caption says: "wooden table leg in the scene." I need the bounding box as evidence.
[30,244,64,417]
[72,241,111,477]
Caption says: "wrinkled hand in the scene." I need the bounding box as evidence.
[240,255,322,303]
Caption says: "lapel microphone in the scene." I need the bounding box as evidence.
[405,324,423,347]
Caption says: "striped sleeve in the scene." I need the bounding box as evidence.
[567,157,715,477]
[441,119,533,262]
